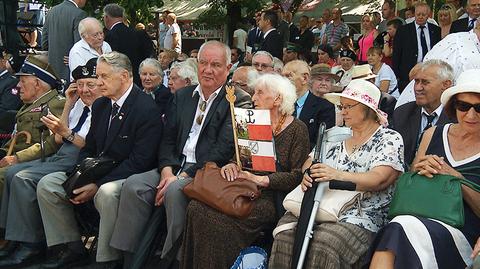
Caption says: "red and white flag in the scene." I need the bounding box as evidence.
[234,108,276,172]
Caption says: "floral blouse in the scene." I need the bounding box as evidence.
[322,126,404,232]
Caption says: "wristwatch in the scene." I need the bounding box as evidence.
[177,175,187,180]
[66,130,75,142]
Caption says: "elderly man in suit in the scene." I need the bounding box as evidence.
[36,52,163,269]
[42,0,87,82]
[258,10,283,59]
[393,2,441,92]
[450,0,480,33]
[282,60,335,150]
[0,59,101,268]
[393,60,455,167]
[107,41,251,267]
[103,4,154,86]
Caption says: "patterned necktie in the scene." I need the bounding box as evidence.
[111,103,120,120]
[419,25,428,60]
[423,112,437,132]
[468,18,477,31]
[71,106,90,133]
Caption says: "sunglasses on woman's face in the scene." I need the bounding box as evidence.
[455,100,480,113]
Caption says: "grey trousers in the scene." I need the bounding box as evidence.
[110,168,160,253]
[0,144,79,243]
[161,175,193,258]
[37,172,125,262]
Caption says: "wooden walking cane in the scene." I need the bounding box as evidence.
[225,85,242,169]
[6,131,32,156]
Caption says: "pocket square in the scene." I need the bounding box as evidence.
[119,135,128,139]
[309,119,315,124]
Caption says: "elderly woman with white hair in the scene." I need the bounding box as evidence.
[139,58,171,114]
[167,61,198,94]
[269,79,405,269]
[180,73,310,268]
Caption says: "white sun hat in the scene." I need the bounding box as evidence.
[441,69,480,105]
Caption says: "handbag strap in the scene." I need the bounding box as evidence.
[460,178,480,193]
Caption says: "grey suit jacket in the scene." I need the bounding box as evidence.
[393,101,453,166]
[42,0,87,82]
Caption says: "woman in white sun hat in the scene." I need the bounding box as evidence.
[369,69,480,269]
[270,79,405,269]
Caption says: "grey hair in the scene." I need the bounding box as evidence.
[273,57,284,73]
[252,51,274,64]
[254,73,297,115]
[246,67,260,90]
[103,3,125,18]
[139,58,163,78]
[419,59,454,82]
[78,17,103,37]
[98,51,133,77]
[170,62,199,85]
[198,41,231,66]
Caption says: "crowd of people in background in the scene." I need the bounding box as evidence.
[0,0,479,268]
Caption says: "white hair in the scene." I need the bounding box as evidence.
[420,59,454,82]
[78,17,103,37]
[246,67,260,91]
[171,62,199,85]
[198,40,231,66]
[254,73,297,115]
[139,58,164,77]
[273,57,284,73]
[252,50,274,65]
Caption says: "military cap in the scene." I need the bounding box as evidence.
[72,57,98,80]
[16,55,60,87]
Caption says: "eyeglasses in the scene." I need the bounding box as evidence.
[336,102,361,111]
[196,100,207,125]
[440,4,453,10]
[455,100,480,113]
[230,80,248,89]
[252,62,273,70]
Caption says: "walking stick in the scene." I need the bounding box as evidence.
[226,85,241,168]
[6,131,32,156]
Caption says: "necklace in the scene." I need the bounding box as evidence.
[273,114,287,136]
[350,124,379,152]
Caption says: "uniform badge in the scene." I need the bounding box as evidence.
[11,87,18,95]
[30,107,42,112]
[82,67,89,76]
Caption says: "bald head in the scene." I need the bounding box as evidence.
[282,60,311,96]
[232,66,258,96]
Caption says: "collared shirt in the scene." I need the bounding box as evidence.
[468,16,478,29]
[108,83,133,129]
[418,104,443,141]
[182,85,223,163]
[415,22,432,63]
[67,0,78,8]
[68,98,92,139]
[164,23,182,54]
[68,38,112,80]
[31,90,53,105]
[263,28,276,39]
[295,90,309,118]
[109,21,123,31]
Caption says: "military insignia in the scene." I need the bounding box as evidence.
[248,141,259,154]
[11,87,18,95]
[82,67,89,76]
[30,107,42,112]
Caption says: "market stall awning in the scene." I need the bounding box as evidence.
[153,0,210,20]
[296,0,385,22]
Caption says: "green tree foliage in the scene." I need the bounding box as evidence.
[44,0,163,24]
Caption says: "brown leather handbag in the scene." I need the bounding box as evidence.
[183,162,261,219]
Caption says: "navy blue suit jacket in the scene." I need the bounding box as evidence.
[78,84,163,186]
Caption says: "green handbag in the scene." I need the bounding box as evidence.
[388,170,480,228]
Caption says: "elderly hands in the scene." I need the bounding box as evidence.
[413,154,463,179]
[221,163,269,187]
[301,163,343,192]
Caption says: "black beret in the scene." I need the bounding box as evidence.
[72,57,97,80]
[339,49,357,61]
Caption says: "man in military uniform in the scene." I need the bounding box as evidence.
[0,55,65,197]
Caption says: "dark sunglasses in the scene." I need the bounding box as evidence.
[455,100,480,113]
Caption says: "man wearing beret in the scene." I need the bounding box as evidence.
[0,55,65,199]
[332,49,357,88]
[0,58,101,268]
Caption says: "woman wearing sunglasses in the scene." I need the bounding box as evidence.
[369,69,480,269]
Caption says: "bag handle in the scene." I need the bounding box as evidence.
[460,178,480,193]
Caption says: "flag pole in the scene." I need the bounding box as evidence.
[226,85,242,169]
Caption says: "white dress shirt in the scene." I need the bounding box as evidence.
[69,38,112,80]
[415,22,432,63]
[68,99,92,139]
[182,85,222,163]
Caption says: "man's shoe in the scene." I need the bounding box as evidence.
[40,247,90,269]
[0,243,44,268]
[0,241,17,258]
[95,260,122,269]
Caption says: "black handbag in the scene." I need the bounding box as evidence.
[62,156,118,198]
[62,106,130,198]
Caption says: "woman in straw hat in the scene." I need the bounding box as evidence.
[270,79,404,269]
[369,69,480,269]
